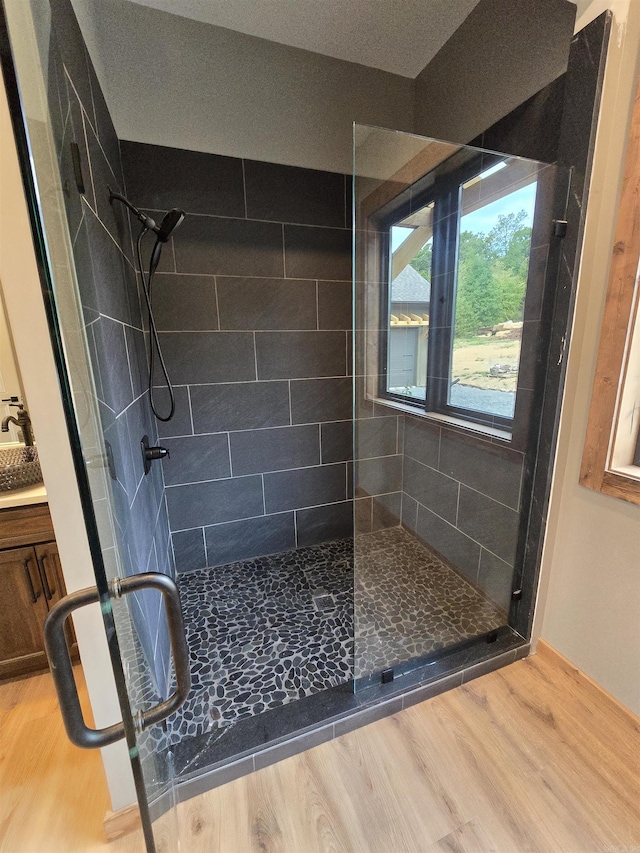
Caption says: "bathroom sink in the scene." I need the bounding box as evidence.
[0,446,42,492]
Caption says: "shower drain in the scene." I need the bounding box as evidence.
[313,593,335,612]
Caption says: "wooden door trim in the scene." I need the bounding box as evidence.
[580,70,640,506]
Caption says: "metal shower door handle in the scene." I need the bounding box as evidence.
[44,572,191,749]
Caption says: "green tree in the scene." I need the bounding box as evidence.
[487,210,528,257]
[452,210,532,335]
[410,240,432,281]
[455,232,500,336]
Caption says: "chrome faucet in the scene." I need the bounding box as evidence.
[1,399,35,446]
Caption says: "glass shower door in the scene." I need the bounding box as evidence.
[1,2,188,850]
[353,124,568,685]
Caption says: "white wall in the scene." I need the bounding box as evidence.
[534,0,640,716]
[0,13,136,809]
[72,0,415,175]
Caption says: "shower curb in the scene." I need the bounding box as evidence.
[173,639,530,804]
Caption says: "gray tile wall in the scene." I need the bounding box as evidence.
[121,142,366,571]
[48,0,174,699]
[392,155,558,616]
[400,417,523,611]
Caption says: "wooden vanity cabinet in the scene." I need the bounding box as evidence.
[0,503,77,680]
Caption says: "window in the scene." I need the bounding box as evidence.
[382,153,539,431]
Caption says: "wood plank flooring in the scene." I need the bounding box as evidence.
[1,652,638,852]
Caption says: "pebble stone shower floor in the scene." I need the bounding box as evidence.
[169,527,504,744]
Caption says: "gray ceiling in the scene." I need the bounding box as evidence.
[124,0,484,78]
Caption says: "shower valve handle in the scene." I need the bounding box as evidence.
[141,434,170,475]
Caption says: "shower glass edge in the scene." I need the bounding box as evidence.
[352,122,568,691]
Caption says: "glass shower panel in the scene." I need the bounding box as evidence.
[3,2,179,848]
[353,124,567,686]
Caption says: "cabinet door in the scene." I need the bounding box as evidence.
[0,546,49,678]
[35,542,78,658]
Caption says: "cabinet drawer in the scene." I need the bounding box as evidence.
[0,503,53,549]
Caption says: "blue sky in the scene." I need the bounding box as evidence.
[461,181,537,236]
[391,181,537,252]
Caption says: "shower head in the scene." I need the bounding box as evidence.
[157,208,186,243]
[109,188,157,232]
[148,210,187,276]
[109,190,185,243]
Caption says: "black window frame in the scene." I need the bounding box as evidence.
[377,149,523,434]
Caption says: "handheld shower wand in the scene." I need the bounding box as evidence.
[109,190,186,422]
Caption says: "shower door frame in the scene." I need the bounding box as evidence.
[0,4,186,850]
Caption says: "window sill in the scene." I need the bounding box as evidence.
[608,464,640,483]
[370,396,512,442]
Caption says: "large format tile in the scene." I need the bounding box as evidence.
[174,216,284,277]
[158,332,256,384]
[244,160,346,228]
[457,486,520,565]
[190,381,290,433]
[72,216,99,322]
[403,415,440,467]
[217,277,317,330]
[401,494,418,531]
[124,326,148,400]
[173,528,207,573]
[121,142,246,218]
[166,475,264,529]
[263,464,347,513]
[86,213,134,327]
[255,332,346,379]
[439,429,523,510]
[92,316,134,415]
[321,420,353,464]
[163,434,231,485]
[403,459,459,524]
[478,548,514,612]
[290,377,352,424]
[372,493,402,530]
[205,513,296,567]
[296,501,354,547]
[284,225,351,280]
[152,274,218,331]
[355,417,398,460]
[415,504,481,583]
[355,455,403,498]
[157,387,193,438]
[229,425,320,476]
[317,281,352,330]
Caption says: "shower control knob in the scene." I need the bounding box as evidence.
[141,435,170,475]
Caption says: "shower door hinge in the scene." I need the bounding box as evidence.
[553,219,568,238]
[381,668,394,684]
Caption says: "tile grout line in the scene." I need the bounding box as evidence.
[200,527,206,565]
[241,159,248,219]
[252,331,259,381]
[281,223,287,278]
[226,432,233,478]
[213,276,221,331]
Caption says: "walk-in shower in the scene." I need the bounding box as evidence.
[1,0,601,847]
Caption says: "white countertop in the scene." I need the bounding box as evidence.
[0,482,47,510]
